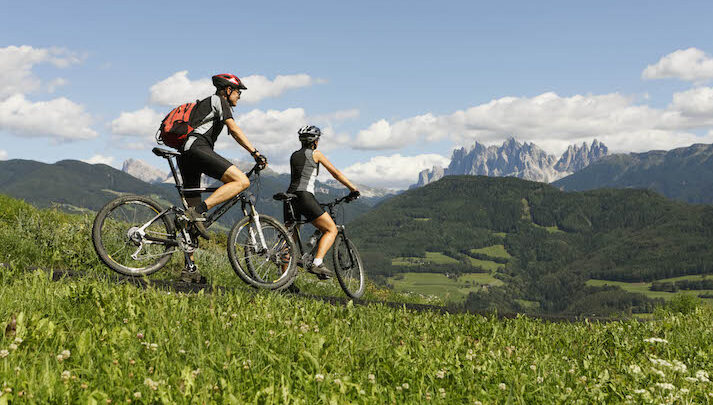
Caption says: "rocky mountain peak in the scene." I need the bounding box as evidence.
[414,138,609,187]
[121,159,169,184]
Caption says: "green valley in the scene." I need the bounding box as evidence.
[348,175,713,315]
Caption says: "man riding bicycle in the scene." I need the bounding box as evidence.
[285,125,360,278]
[177,73,267,282]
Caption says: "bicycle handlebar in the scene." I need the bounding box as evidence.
[245,162,265,179]
[320,194,357,208]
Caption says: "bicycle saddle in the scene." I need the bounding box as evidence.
[152,147,181,158]
[273,192,297,201]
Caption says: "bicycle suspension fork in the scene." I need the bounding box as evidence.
[243,200,268,250]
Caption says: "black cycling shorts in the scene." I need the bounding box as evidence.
[177,139,233,189]
[284,191,325,223]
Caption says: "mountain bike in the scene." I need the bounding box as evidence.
[91,147,298,289]
[272,192,366,298]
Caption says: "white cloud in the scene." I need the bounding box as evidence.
[342,153,450,189]
[355,113,442,150]
[83,154,115,166]
[643,48,713,82]
[0,94,97,141]
[109,104,351,156]
[149,71,323,107]
[240,74,325,104]
[0,45,81,97]
[111,107,165,138]
[670,86,713,117]
[0,150,7,160]
[352,91,713,154]
[217,108,308,162]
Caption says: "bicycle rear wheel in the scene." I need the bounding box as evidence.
[92,195,176,276]
[227,214,298,289]
[332,233,365,298]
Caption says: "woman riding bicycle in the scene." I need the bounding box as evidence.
[285,125,360,278]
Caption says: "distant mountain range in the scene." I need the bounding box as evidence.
[413,138,608,187]
[553,143,713,204]
[121,158,398,200]
[0,158,380,225]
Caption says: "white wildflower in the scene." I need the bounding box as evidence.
[697,370,710,382]
[334,379,342,385]
[0,350,9,358]
[686,377,699,382]
[61,370,71,381]
[498,383,507,390]
[133,392,141,399]
[644,337,668,344]
[672,360,687,373]
[537,376,543,383]
[439,387,446,398]
[436,369,446,379]
[13,338,22,345]
[650,357,672,368]
[652,369,666,378]
[629,364,642,374]
[402,383,409,390]
[143,378,159,391]
[681,388,690,393]
[530,364,537,371]
[655,382,675,390]
[634,389,647,394]
[368,373,376,383]
[8,344,17,351]
[466,349,474,361]
[315,374,324,382]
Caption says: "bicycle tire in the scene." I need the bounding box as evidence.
[227,214,298,290]
[332,233,366,298]
[92,195,176,276]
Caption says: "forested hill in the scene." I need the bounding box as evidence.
[348,175,713,314]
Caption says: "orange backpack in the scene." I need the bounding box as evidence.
[156,101,198,149]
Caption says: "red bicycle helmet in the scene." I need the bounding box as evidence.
[212,73,247,90]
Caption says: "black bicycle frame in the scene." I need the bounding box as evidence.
[286,195,353,259]
[150,146,262,235]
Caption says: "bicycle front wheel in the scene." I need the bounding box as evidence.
[227,214,298,290]
[333,234,365,298]
[92,195,176,276]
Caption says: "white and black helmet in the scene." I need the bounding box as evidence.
[298,125,321,143]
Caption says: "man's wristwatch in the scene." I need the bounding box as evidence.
[250,149,259,157]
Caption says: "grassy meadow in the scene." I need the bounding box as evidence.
[3,194,713,402]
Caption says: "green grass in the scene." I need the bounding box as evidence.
[587,279,713,304]
[392,251,460,267]
[387,272,503,303]
[465,257,505,271]
[532,223,565,233]
[469,244,512,260]
[424,252,459,265]
[8,193,713,402]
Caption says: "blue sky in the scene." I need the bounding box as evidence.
[2,0,713,188]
